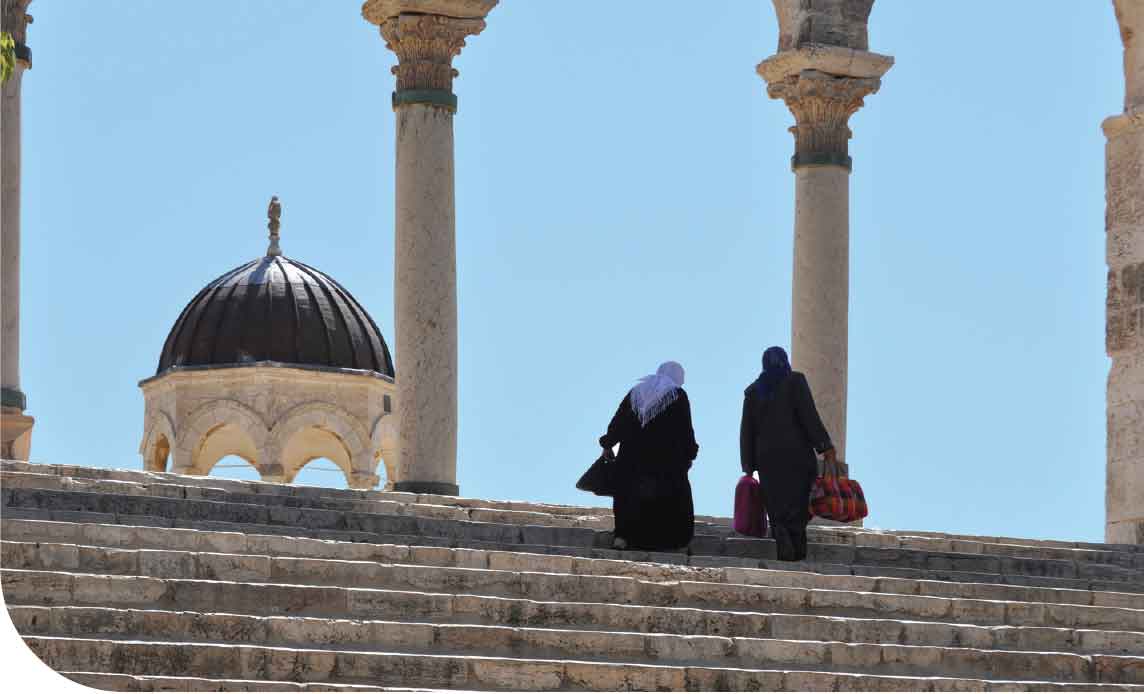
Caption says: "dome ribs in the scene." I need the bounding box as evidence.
[158,261,256,374]
[292,260,357,370]
[295,260,377,373]
[154,255,392,377]
[210,261,262,365]
[269,257,301,365]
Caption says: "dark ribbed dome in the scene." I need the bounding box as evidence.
[157,255,394,377]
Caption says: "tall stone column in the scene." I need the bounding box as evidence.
[1105,0,1144,544]
[1,0,34,460]
[759,0,892,470]
[362,0,496,496]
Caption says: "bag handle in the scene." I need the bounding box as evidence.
[822,456,847,479]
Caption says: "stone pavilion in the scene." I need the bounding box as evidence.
[137,199,399,490]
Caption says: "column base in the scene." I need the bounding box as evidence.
[0,406,34,461]
[347,472,381,490]
[1107,518,1144,545]
[393,480,460,496]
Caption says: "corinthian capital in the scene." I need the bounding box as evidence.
[378,14,485,92]
[362,0,496,98]
[2,0,33,67]
[767,70,881,170]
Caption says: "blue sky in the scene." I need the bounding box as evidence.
[15,1,1121,542]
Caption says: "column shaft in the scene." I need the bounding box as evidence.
[1104,111,1144,544]
[1,0,34,460]
[792,165,850,457]
[394,104,458,493]
[1106,0,1144,544]
[2,66,23,398]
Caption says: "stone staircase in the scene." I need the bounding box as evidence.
[2,460,1143,691]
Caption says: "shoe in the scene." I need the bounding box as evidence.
[612,537,628,550]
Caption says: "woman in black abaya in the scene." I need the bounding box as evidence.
[740,347,839,561]
[599,361,699,551]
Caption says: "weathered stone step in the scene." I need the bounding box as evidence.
[60,672,409,692]
[7,486,1142,590]
[8,519,1140,611]
[0,469,613,531]
[6,540,1143,633]
[11,605,1144,684]
[0,460,614,521]
[5,463,1139,564]
[6,569,1142,657]
[6,505,1139,599]
[7,460,1138,564]
[25,635,1144,692]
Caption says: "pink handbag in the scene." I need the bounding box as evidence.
[733,474,769,537]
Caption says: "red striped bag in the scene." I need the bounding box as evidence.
[809,473,868,523]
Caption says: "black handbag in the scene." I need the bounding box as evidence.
[576,455,615,497]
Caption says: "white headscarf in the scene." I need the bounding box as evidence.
[629,361,685,427]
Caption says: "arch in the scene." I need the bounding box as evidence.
[292,456,353,488]
[281,428,354,485]
[139,412,177,473]
[207,454,263,482]
[174,399,270,476]
[269,402,375,486]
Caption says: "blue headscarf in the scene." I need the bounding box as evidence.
[753,346,792,399]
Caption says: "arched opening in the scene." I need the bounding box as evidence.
[281,426,354,487]
[208,454,262,482]
[146,434,171,473]
[192,422,261,477]
[292,457,351,489]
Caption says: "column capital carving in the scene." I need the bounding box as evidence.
[766,69,881,170]
[2,0,33,68]
[362,0,496,104]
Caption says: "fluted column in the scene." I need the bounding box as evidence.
[1,0,34,460]
[759,1,892,472]
[362,0,496,496]
[1105,0,1144,544]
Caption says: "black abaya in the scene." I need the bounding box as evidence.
[600,391,699,551]
[739,371,833,561]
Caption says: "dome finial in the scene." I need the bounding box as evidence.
[266,195,282,257]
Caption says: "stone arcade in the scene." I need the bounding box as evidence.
[2,1,1144,691]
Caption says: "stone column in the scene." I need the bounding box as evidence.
[1,0,34,460]
[362,0,496,496]
[758,1,892,471]
[1105,0,1144,544]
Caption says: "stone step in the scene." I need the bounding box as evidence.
[7,518,1141,611]
[0,469,612,532]
[0,460,614,520]
[6,540,1144,633]
[24,635,1144,692]
[59,672,415,692]
[6,506,1139,599]
[6,568,1142,657]
[7,486,1143,591]
[6,460,1138,559]
[11,605,1144,685]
